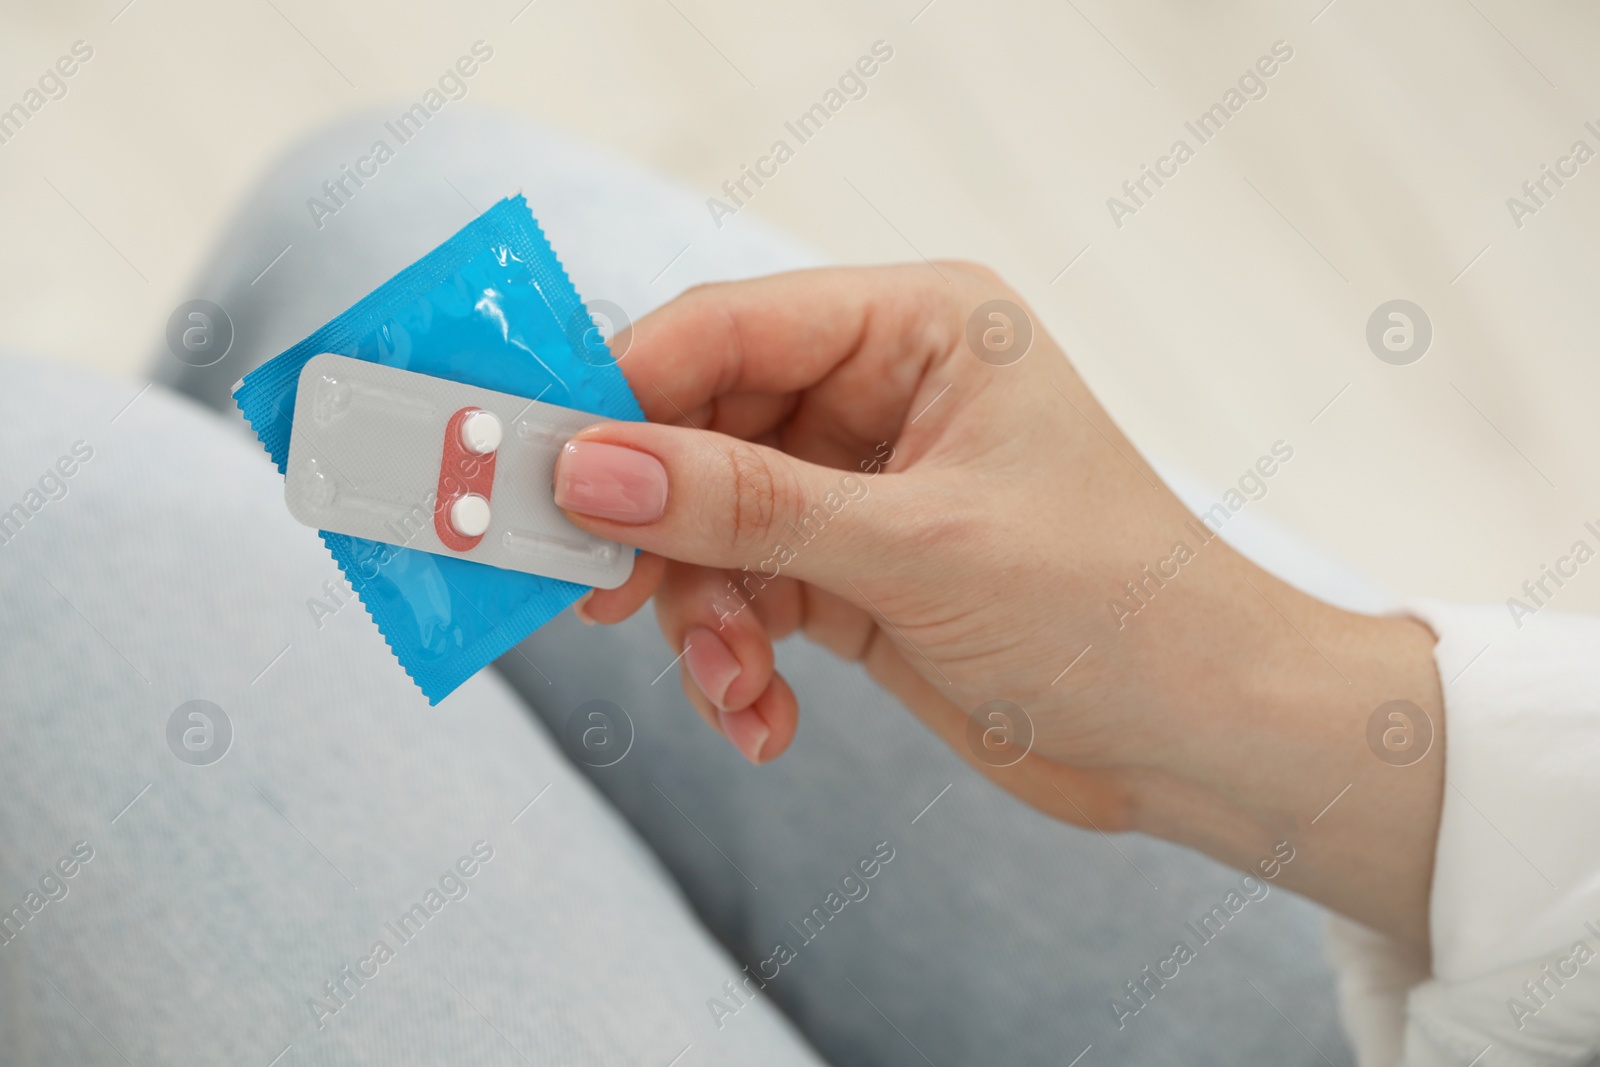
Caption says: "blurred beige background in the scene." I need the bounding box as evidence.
[1,0,1597,612]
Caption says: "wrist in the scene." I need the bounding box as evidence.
[1123,556,1445,948]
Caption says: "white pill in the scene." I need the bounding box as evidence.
[450,493,492,538]
[459,409,503,455]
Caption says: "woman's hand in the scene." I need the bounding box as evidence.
[553,264,1445,951]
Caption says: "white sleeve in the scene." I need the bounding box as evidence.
[1328,600,1600,1066]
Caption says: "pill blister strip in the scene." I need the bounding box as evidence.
[284,353,633,590]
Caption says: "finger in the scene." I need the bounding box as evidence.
[738,670,798,763]
[652,390,797,443]
[674,658,798,766]
[553,424,907,589]
[654,563,799,764]
[653,558,808,643]
[792,581,878,659]
[574,551,665,625]
[655,563,778,717]
[653,563,801,763]
[620,265,979,454]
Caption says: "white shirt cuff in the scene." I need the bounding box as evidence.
[1330,599,1600,1065]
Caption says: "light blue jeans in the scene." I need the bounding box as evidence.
[0,107,1354,1065]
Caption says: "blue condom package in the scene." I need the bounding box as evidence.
[235,195,643,703]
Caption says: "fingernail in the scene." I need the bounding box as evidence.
[684,625,740,710]
[572,590,597,625]
[718,707,770,765]
[553,440,667,523]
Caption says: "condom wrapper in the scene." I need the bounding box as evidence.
[234,195,643,704]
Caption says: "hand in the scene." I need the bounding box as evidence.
[553,264,1445,950]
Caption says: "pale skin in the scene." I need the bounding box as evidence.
[551,263,1446,955]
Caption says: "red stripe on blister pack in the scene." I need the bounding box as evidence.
[435,407,498,551]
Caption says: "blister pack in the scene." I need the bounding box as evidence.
[283,353,632,589]
[235,195,643,704]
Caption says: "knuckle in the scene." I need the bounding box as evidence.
[676,279,725,305]
[723,442,790,551]
[939,258,1005,287]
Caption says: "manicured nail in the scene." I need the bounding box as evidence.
[553,440,667,523]
[684,626,740,710]
[572,590,597,625]
[718,707,770,765]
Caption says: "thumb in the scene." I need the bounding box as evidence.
[552,421,897,587]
